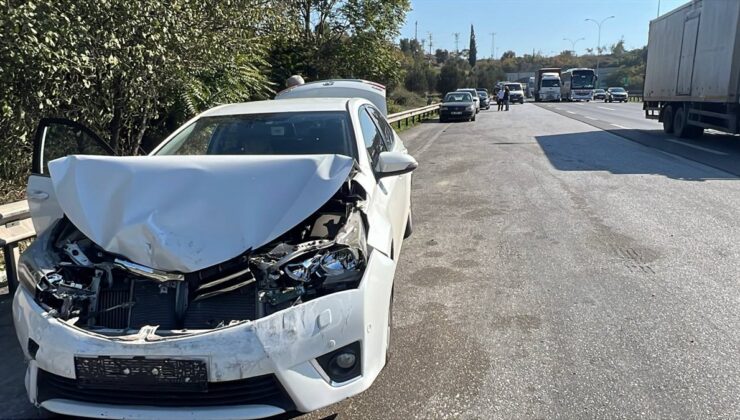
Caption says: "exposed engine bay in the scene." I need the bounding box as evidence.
[27,180,368,335]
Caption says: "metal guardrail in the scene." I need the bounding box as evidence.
[0,200,35,293]
[387,104,440,129]
[0,103,440,291]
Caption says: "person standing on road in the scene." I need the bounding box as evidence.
[503,86,510,111]
[497,88,505,111]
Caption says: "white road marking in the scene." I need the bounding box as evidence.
[585,116,598,120]
[566,111,576,114]
[598,106,616,111]
[666,139,728,155]
[610,124,628,129]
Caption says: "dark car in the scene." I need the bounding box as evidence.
[593,89,606,100]
[439,91,476,122]
[605,87,628,102]
[477,92,491,110]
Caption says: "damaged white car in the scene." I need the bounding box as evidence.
[14,80,417,419]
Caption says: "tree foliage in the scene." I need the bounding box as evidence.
[0,0,410,201]
[468,25,477,67]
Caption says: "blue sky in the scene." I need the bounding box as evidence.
[401,0,688,57]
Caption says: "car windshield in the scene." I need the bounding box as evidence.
[445,93,472,102]
[506,84,521,91]
[478,92,488,98]
[541,79,560,88]
[594,89,605,93]
[610,87,626,92]
[155,112,355,158]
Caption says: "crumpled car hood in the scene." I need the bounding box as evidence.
[48,154,354,273]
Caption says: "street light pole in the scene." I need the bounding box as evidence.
[563,37,585,56]
[585,16,615,87]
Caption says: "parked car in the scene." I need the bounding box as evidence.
[15,80,417,419]
[593,88,606,100]
[476,88,489,96]
[606,87,629,102]
[478,91,491,110]
[505,82,525,104]
[440,91,476,122]
[456,88,481,113]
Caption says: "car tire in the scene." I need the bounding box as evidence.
[404,211,413,239]
[440,117,446,123]
[471,115,476,121]
[662,105,674,134]
[385,288,394,365]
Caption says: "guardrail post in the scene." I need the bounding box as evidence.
[3,244,19,293]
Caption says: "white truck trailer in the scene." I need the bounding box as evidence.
[644,0,740,138]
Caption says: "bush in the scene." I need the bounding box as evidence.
[388,87,428,112]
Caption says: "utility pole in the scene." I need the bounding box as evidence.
[586,16,615,87]
[563,37,585,56]
[427,32,433,56]
[657,0,661,17]
[490,32,496,60]
[415,21,418,41]
[453,32,460,55]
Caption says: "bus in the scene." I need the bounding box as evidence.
[561,68,598,101]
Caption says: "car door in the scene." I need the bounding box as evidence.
[366,106,411,254]
[27,118,113,235]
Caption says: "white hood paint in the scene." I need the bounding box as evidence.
[48,154,354,273]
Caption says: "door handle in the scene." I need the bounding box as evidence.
[28,190,49,200]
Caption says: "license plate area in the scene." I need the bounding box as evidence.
[451,111,462,115]
[75,356,208,392]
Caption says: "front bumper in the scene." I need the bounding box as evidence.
[440,109,475,120]
[13,250,396,419]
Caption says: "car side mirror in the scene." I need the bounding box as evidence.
[376,152,418,179]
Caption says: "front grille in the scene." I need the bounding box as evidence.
[37,369,295,410]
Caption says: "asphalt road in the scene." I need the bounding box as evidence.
[2,103,739,419]
[536,100,740,177]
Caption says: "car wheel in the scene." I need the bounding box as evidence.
[472,114,476,121]
[440,117,446,123]
[385,288,394,365]
[662,105,674,134]
[404,211,413,239]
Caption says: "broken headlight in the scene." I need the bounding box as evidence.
[284,246,362,282]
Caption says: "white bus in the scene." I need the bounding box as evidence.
[561,68,598,101]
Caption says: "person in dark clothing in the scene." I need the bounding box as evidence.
[503,86,510,111]
[497,87,505,111]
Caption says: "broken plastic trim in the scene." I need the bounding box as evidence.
[113,258,184,282]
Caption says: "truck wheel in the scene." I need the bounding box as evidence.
[662,106,674,134]
[673,107,702,138]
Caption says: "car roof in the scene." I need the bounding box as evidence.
[200,98,350,117]
[275,79,387,115]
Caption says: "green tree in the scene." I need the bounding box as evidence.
[0,0,283,192]
[468,25,477,67]
[438,59,466,94]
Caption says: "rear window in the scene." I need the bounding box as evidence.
[155,112,355,158]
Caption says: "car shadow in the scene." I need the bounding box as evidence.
[535,129,740,181]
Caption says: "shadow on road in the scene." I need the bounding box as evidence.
[535,129,740,181]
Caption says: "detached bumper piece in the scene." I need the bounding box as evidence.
[37,369,295,410]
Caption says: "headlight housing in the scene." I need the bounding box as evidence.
[466,105,474,111]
